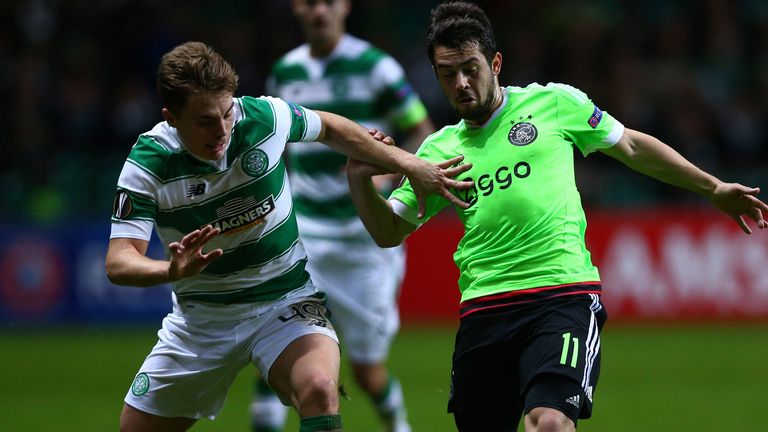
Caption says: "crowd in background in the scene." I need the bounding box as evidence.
[1,0,766,224]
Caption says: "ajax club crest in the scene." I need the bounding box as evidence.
[508,122,538,146]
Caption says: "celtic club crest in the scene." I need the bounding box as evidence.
[131,373,150,396]
[242,148,269,177]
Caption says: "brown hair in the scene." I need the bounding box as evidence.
[426,1,497,66]
[156,41,239,114]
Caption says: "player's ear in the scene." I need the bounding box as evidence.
[162,107,177,127]
[492,52,502,76]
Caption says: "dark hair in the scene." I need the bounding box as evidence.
[156,41,239,114]
[426,1,497,65]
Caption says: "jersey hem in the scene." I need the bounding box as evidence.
[458,282,602,319]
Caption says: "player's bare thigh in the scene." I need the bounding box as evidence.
[267,333,341,417]
[120,403,197,432]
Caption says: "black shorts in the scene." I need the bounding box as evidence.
[447,292,607,431]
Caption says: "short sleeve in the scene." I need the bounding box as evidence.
[388,135,454,225]
[371,56,429,131]
[548,83,625,156]
[280,99,322,143]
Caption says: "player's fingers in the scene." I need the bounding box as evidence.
[742,194,768,213]
[436,155,465,169]
[734,214,752,235]
[367,128,390,143]
[181,229,202,246]
[199,225,221,243]
[415,192,426,219]
[202,248,224,263]
[442,189,471,209]
[746,207,766,229]
[738,186,760,196]
[443,178,474,190]
[169,242,184,253]
[442,163,473,178]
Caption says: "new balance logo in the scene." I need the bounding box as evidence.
[565,395,580,408]
[187,183,206,197]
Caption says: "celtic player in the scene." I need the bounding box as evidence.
[347,2,768,432]
[105,41,470,432]
[251,1,434,432]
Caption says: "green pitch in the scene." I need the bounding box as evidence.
[1,324,766,431]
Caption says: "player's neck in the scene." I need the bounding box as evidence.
[309,35,343,58]
[465,86,505,128]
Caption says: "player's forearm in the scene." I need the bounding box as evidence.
[317,111,422,175]
[604,128,721,197]
[348,173,410,248]
[105,243,172,287]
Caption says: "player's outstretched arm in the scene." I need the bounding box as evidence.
[347,156,417,247]
[316,110,473,217]
[106,225,224,286]
[600,128,768,234]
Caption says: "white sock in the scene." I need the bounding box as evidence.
[250,392,289,431]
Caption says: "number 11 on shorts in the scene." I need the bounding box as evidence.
[560,332,579,368]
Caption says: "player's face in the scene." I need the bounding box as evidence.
[433,44,502,125]
[163,92,235,161]
[293,0,350,46]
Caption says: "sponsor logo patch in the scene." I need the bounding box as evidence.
[508,122,538,146]
[211,195,276,235]
[588,106,603,128]
[186,183,206,197]
[113,191,133,219]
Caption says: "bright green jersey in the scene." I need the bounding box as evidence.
[390,83,625,302]
[110,96,322,304]
[267,34,428,239]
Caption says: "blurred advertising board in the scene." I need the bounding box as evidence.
[1,207,767,324]
[0,224,171,324]
[399,207,768,322]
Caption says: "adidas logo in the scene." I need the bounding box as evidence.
[565,395,580,408]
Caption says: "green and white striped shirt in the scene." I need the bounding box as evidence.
[110,96,322,304]
[267,34,428,239]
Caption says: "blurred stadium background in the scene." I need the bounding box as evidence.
[1,0,767,430]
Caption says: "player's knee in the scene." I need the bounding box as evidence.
[296,375,339,416]
[351,363,386,395]
[526,407,574,432]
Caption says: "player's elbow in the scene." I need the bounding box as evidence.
[105,260,127,285]
[369,228,409,248]
[373,235,403,248]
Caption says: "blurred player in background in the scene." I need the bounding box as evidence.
[250,1,435,432]
[105,41,469,432]
[346,2,768,432]
[251,0,434,432]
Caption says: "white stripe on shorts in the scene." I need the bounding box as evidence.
[581,308,600,391]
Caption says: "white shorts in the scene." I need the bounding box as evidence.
[303,237,405,364]
[124,289,338,420]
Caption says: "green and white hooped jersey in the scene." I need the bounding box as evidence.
[110,96,322,304]
[267,34,429,239]
[390,83,625,302]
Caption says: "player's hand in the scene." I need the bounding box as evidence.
[709,183,768,234]
[406,155,474,218]
[367,127,395,146]
[367,128,404,190]
[167,225,224,281]
[346,128,398,178]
